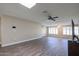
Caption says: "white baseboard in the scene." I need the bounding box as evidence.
[1,36,44,47]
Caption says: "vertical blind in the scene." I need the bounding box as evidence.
[48,27,58,34]
[63,26,79,35]
[48,26,79,35]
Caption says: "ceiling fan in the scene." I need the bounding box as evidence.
[43,11,59,21]
[48,16,59,21]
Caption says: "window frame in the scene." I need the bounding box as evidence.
[48,26,58,35]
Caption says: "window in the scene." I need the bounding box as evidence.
[75,26,79,35]
[48,27,58,34]
[63,27,72,35]
[63,26,79,35]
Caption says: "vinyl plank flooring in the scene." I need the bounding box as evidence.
[0,37,68,56]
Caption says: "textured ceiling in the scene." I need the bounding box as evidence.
[0,3,79,26]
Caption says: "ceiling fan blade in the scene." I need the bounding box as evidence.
[51,18,55,21]
[53,16,59,18]
[48,16,52,19]
[48,16,55,21]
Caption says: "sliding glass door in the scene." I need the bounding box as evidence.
[48,27,58,35]
[63,26,79,35]
[48,26,79,36]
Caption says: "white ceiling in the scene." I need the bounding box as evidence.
[0,3,79,26]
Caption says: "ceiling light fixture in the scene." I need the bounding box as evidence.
[20,2,36,8]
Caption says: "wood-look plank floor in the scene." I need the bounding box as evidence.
[0,37,68,56]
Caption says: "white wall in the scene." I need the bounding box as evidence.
[0,17,1,44]
[1,15,46,47]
